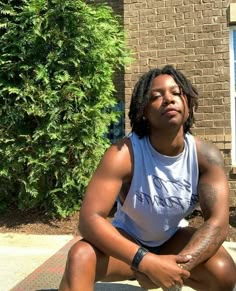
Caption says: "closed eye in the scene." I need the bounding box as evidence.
[173,92,181,96]
[150,90,182,100]
[150,93,161,100]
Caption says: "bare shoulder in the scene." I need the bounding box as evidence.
[97,137,133,182]
[194,136,224,169]
[105,137,132,162]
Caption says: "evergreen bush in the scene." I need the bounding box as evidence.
[0,0,129,216]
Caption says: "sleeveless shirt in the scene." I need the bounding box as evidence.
[112,132,199,247]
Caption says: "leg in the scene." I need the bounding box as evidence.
[59,239,135,291]
[160,227,236,291]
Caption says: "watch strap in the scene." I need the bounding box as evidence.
[131,246,149,271]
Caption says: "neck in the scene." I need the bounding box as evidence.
[149,128,185,156]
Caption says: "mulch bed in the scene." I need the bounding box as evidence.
[0,206,235,241]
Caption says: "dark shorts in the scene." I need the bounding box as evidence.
[134,238,161,255]
[116,227,161,255]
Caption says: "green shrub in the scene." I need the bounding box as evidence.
[0,0,129,216]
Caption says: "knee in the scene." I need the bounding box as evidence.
[66,240,96,271]
[212,257,236,290]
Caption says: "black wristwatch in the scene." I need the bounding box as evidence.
[131,246,149,271]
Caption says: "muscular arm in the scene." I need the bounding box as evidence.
[78,138,140,265]
[179,137,229,270]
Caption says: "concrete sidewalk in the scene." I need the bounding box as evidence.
[0,233,73,291]
[0,233,235,291]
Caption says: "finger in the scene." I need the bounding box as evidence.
[181,268,190,279]
[176,254,192,263]
[174,277,184,287]
[177,263,184,271]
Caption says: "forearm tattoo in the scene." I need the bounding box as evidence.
[198,183,217,219]
[181,183,224,270]
[182,222,223,271]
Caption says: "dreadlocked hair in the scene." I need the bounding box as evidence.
[128,65,199,138]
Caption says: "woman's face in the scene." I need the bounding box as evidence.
[144,74,189,132]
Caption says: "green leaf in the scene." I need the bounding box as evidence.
[0,0,131,217]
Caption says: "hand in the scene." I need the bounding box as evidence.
[138,253,191,289]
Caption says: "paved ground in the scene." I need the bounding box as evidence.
[0,233,235,291]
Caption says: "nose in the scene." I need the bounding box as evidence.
[162,92,175,105]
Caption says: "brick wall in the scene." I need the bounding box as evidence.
[92,0,236,204]
[123,0,235,204]
[124,0,230,133]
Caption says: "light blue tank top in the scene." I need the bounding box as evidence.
[112,132,199,247]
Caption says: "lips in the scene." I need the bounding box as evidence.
[162,107,179,115]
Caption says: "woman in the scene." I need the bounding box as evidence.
[59,65,236,290]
